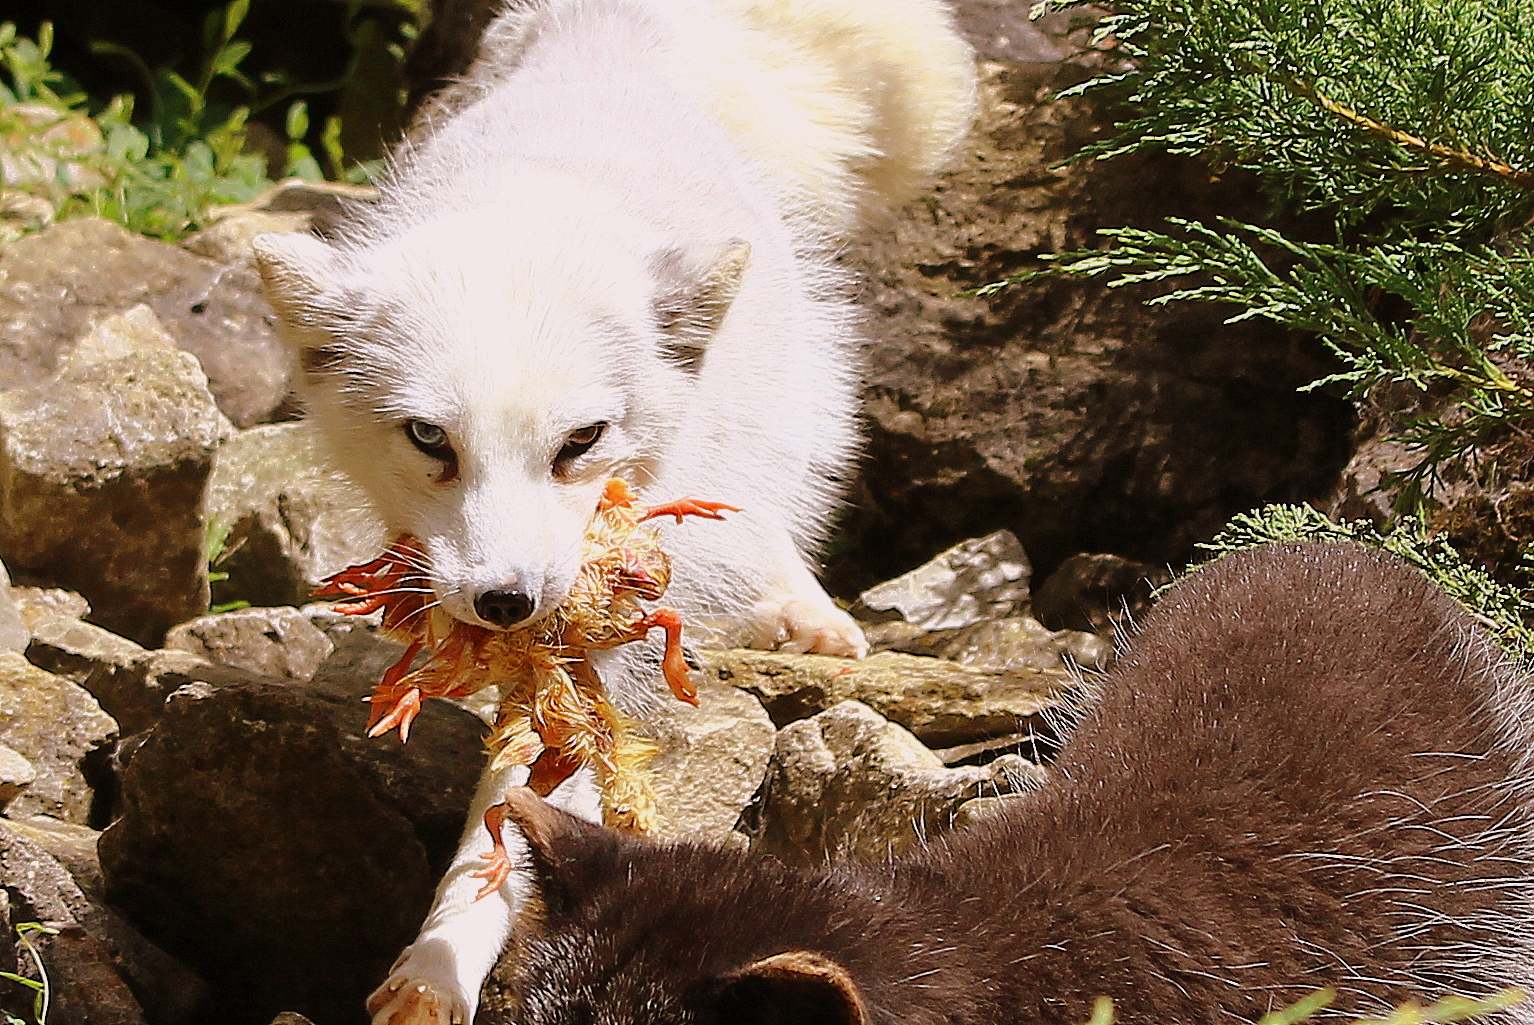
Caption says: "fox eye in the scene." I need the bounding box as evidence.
[405,419,452,457]
[555,422,607,470]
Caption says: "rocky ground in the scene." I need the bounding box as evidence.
[0,5,1458,1025]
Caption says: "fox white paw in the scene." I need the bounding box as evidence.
[751,594,868,658]
[366,944,474,1025]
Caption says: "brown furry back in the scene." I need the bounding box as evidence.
[501,543,1534,1025]
[908,542,1534,1022]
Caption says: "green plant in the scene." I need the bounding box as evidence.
[203,516,251,614]
[980,0,1534,514]
[0,922,57,1025]
[0,0,391,241]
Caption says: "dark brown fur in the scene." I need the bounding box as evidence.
[494,544,1534,1025]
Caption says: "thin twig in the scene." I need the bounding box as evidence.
[1285,78,1534,190]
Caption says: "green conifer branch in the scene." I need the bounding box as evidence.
[1284,78,1534,191]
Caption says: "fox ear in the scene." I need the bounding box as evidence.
[253,232,335,321]
[253,232,347,366]
[650,238,750,368]
[713,951,868,1025]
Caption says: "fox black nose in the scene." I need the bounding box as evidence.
[474,589,536,628]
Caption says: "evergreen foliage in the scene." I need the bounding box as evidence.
[986,0,1534,509]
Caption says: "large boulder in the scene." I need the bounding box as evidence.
[99,668,485,1025]
[0,217,295,427]
[825,56,1353,594]
[0,308,234,646]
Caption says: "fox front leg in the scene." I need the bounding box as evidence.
[366,762,601,1025]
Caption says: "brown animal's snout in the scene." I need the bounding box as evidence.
[475,588,536,628]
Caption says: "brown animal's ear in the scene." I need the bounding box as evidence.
[501,786,610,857]
[500,787,628,909]
[650,238,750,368]
[713,951,868,1025]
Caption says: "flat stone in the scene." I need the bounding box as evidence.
[867,613,1109,673]
[24,604,221,734]
[14,586,91,627]
[857,529,1032,630]
[166,606,334,682]
[702,648,1068,748]
[0,652,116,823]
[5,815,103,896]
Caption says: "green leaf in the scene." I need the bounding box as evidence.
[285,99,310,142]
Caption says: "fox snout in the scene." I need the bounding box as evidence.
[474,588,538,628]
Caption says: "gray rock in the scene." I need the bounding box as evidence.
[5,815,104,897]
[0,652,116,823]
[204,422,382,609]
[0,742,36,811]
[647,680,776,846]
[0,314,235,646]
[166,606,334,682]
[182,211,314,268]
[0,560,27,654]
[827,59,1353,595]
[749,700,1045,862]
[702,648,1067,748]
[952,791,1037,830]
[23,590,229,734]
[1032,553,1171,635]
[13,586,91,627]
[99,657,486,1025]
[858,529,1032,630]
[0,217,295,427]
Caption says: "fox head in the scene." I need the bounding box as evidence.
[254,207,749,631]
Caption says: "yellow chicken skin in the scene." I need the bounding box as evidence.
[317,478,737,894]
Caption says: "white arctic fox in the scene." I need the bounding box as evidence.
[254,0,975,1021]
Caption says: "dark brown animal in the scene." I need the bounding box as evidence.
[491,543,1534,1025]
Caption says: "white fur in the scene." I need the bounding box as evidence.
[255,0,974,1021]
